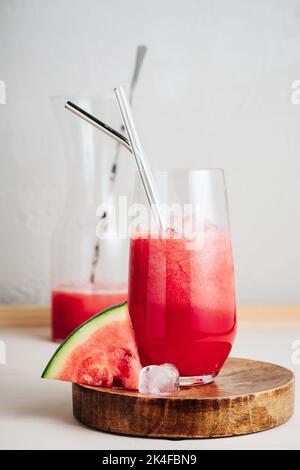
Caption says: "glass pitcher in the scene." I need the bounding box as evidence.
[51,96,132,341]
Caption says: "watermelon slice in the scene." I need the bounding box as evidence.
[42,302,141,390]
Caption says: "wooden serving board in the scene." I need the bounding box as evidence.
[72,358,295,439]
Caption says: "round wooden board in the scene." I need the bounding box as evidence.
[72,358,295,439]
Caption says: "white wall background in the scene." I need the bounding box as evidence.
[0,0,300,304]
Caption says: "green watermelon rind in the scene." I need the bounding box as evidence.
[42,301,127,379]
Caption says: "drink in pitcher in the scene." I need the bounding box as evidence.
[52,283,127,341]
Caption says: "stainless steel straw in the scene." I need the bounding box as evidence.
[65,101,131,152]
[65,90,164,231]
[114,86,164,231]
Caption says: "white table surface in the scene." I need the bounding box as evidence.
[0,324,299,450]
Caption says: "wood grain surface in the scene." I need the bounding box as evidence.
[1,305,300,328]
[72,357,295,439]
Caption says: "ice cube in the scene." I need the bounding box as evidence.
[139,363,180,396]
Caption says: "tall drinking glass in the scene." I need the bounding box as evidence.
[128,169,236,385]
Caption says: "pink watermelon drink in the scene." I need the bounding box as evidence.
[52,284,127,342]
[128,228,236,379]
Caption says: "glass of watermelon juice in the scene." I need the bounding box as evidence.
[128,169,237,385]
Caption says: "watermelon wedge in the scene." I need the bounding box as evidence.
[42,302,141,390]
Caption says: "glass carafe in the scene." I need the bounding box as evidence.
[51,96,131,341]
